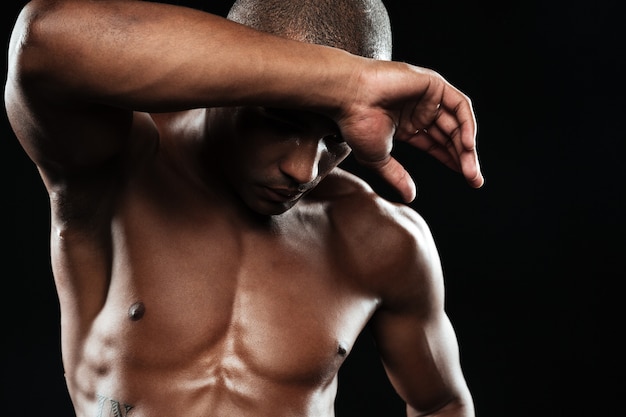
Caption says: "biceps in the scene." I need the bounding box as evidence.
[370,309,467,412]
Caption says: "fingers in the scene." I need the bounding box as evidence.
[402,81,484,189]
[461,149,484,188]
[353,153,417,203]
[439,85,484,188]
[404,129,460,173]
[440,84,477,149]
[438,109,484,188]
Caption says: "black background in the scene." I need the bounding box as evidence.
[2,1,624,416]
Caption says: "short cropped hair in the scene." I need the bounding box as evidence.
[227,0,392,60]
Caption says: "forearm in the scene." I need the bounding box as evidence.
[9,0,483,199]
[10,0,360,113]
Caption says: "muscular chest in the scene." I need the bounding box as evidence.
[97,193,379,387]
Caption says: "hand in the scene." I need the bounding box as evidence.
[336,61,484,202]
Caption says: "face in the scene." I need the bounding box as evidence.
[217,106,351,216]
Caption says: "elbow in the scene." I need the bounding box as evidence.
[7,0,66,85]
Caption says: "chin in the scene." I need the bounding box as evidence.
[238,186,301,217]
[247,196,301,216]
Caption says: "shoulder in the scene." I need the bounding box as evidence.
[315,169,439,299]
[313,168,433,253]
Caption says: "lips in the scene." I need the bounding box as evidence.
[260,186,303,202]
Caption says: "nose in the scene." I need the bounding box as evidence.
[279,138,325,185]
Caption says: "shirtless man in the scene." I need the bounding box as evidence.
[5,0,483,416]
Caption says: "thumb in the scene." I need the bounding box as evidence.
[354,154,417,203]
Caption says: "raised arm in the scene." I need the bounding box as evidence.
[5,0,352,175]
[368,206,474,416]
[5,0,482,198]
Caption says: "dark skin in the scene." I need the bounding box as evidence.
[5,1,482,416]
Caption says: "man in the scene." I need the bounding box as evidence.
[4,0,483,416]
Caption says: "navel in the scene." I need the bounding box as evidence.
[128,302,145,321]
[337,343,347,356]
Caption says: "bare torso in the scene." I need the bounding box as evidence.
[5,2,480,413]
[50,113,384,417]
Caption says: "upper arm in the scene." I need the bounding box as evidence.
[368,208,474,416]
[4,0,134,179]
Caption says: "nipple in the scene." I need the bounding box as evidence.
[128,302,145,321]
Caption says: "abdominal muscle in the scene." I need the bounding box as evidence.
[66,290,348,417]
[68,315,341,417]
